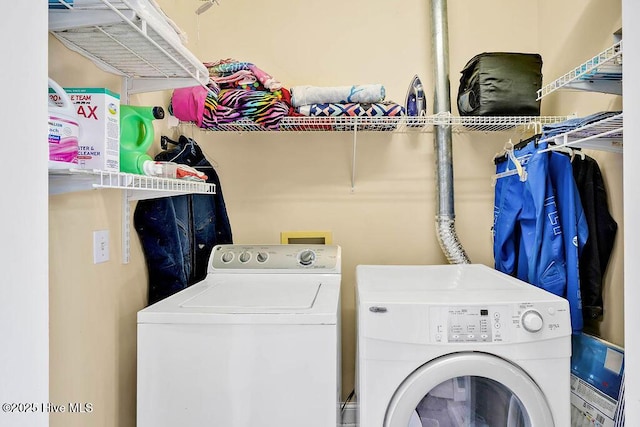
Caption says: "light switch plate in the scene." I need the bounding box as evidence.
[93,230,110,264]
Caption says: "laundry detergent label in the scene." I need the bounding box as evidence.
[49,88,120,172]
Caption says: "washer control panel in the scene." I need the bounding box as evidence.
[209,244,341,272]
[429,301,570,343]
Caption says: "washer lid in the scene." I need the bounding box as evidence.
[181,280,320,311]
[138,274,340,325]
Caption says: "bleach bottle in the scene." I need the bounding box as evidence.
[48,78,80,169]
[119,105,165,174]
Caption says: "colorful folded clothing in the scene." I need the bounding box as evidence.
[170,83,290,130]
[204,59,282,92]
[209,69,257,89]
[174,60,399,129]
[210,89,289,129]
[297,102,404,117]
[291,84,385,107]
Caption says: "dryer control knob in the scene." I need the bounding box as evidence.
[298,249,316,266]
[521,310,544,333]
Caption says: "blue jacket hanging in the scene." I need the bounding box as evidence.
[548,151,588,333]
[493,139,566,295]
[134,135,233,305]
[493,137,589,333]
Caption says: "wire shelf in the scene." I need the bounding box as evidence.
[49,169,216,197]
[49,0,210,93]
[540,112,623,154]
[196,113,572,134]
[537,41,622,99]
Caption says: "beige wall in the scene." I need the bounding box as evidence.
[48,0,623,425]
[48,38,162,426]
[536,0,623,344]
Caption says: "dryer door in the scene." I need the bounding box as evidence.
[385,353,554,427]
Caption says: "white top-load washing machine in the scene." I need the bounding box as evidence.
[356,263,572,427]
[137,244,341,427]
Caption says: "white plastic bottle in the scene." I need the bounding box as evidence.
[142,161,207,181]
[142,161,177,178]
[48,78,80,169]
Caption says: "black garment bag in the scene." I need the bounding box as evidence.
[458,52,543,116]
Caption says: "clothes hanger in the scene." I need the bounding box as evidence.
[514,133,542,150]
[549,145,574,161]
[572,148,586,161]
[161,135,179,150]
[163,134,220,169]
[547,144,586,162]
[494,133,542,164]
[491,139,528,186]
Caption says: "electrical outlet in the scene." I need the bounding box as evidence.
[93,230,110,264]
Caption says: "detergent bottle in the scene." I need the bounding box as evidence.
[119,105,165,174]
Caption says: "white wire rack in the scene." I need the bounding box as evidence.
[539,112,623,154]
[537,41,622,99]
[191,113,571,192]
[197,113,572,134]
[49,0,210,94]
[49,168,216,263]
[49,169,216,198]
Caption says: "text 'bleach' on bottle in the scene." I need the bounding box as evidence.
[119,105,165,174]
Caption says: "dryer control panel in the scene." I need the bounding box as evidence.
[208,244,341,273]
[429,302,570,344]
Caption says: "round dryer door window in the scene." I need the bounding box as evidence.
[385,353,554,427]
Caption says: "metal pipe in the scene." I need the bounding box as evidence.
[430,0,470,264]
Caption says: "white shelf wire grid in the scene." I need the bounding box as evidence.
[537,41,622,100]
[49,0,210,89]
[539,112,623,154]
[195,113,572,134]
[49,169,216,196]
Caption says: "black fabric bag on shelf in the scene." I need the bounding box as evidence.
[457,52,543,116]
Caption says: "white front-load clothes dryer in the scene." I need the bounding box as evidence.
[356,264,572,427]
[137,244,341,427]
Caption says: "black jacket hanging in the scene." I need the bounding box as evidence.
[572,154,617,320]
[134,135,233,305]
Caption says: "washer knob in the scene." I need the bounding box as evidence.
[239,251,251,263]
[256,252,269,263]
[521,310,544,333]
[298,249,316,266]
[221,251,234,263]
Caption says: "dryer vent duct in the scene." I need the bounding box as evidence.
[430,0,470,264]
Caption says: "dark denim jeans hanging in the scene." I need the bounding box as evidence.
[134,135,233,305]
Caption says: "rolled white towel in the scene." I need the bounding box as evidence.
[291,84,385,107]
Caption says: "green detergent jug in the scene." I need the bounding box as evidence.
[119,105,165,174]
